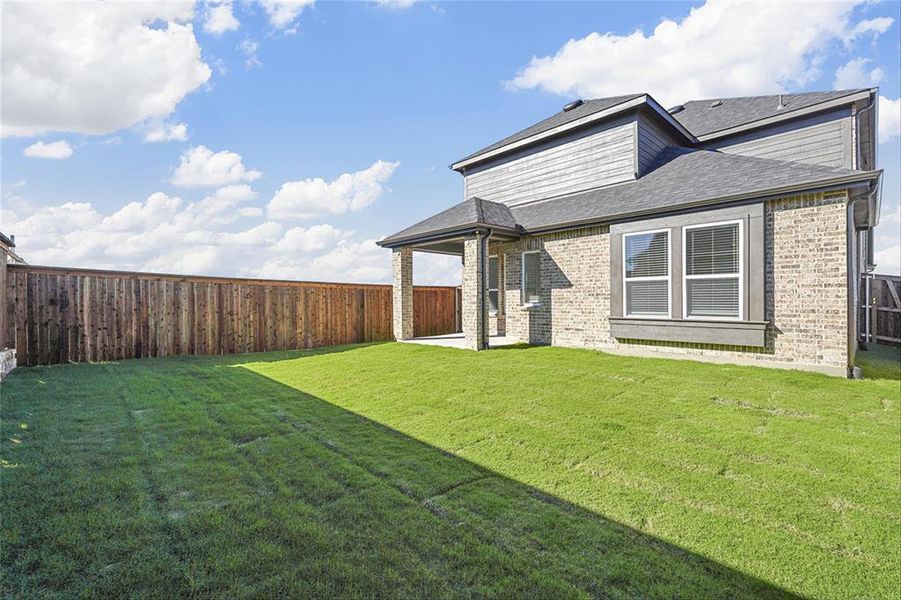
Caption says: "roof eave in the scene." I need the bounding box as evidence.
[522,170,882,235]
[377,223,522,248]
[450,95,654,172]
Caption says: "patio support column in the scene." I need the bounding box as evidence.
[392,247,413,341]
[462,234,487,351]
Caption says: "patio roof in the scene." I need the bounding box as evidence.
[376,197,521,249]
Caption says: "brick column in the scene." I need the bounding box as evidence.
[392,247,413,340]
[462,235,487,350]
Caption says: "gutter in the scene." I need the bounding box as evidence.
[376,223,521,249]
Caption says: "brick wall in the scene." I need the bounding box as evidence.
[489,191,851,375]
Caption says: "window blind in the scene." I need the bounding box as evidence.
[523,252,540,304]
[685,222,740,319]
[626,280,669,316]
[685,224,739,275]
[686,279,739,318]
[624,231,669,317]
[625,232,669,278]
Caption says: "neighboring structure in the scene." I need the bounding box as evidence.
[378,89,882,377]
[0,231,18,380]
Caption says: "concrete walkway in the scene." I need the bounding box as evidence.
[400,332,520,349]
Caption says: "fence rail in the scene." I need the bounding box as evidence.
[4,264,460,367]
[864,274,901,346]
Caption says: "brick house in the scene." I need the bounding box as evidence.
[377,90,883,377]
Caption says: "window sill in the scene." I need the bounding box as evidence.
[609,317,768,347]
[520,303,542,310]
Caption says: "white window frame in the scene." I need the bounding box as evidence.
[682,219,743,321]
[488,254,499,315]
[622,228,671,319]
[521,250,541,307]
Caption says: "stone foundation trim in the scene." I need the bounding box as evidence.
[610,317,768,347]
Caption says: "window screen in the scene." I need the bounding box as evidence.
[624,231,669,317]
[684,222,740,319]
[488,256,499,313]
[522,252,540,304]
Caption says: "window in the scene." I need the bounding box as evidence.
[623,230,670,317]
[683,221,742,319]
[521,251,540,305]
[488,256,499,314]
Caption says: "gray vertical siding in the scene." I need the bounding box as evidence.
[464,116,636,206]
[704,108,853,169]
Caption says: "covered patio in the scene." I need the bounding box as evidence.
[400,332,520,349]
[377,198,521,350]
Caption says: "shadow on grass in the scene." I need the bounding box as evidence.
[1,345,798,598]
[856,343,901,381]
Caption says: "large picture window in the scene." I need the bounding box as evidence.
[488,256,499,314]
[521,251,540,305]
[623,230,670,317]
[683,221,742,319]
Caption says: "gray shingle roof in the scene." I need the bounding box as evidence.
[379,197,517,246]
[511,148,875,231]
[381,149,878,246]
[671,89,867,138]
[454,94,644,166]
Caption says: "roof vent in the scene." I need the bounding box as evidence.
[668,104,685,114]
[563,99,584,112]
[710,100,723,108]
[777,94,786,110]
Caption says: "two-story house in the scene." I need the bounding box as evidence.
[377,89,883,377]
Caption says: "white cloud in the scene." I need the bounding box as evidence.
[23,140,74,159]
[875,245,900,276]
[204,1,240,35]
[256,239,391,282]
[849,17,894,41]
[217,221,282,246]
[879,96,901,143]
[0,188,467,283]
[833,58,883,89]
[181,184,259,225]
[273,224,352,252]
[144,122,189,143]
[376,0,419,9]
[1,2,211,137]
[171,145,262,187]
[100,192,182,232]
[507,0,894,107]
[11,180,26,188]
[260,1,314,31]
[239,39,262,69]
[268,160,399,220]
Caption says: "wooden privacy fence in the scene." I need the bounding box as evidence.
[4,264,461,367]
[864,274,901,346]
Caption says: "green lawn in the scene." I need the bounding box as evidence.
[2,343,898,598]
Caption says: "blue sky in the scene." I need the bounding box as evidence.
[2,0,900,283]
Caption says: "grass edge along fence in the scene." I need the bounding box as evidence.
[4,264,460,367]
